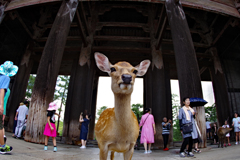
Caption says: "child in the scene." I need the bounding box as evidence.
[222,120,231,147]
[212,122,218,144]
[43,102,60,152]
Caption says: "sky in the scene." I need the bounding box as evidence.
[96,77,215,114]
[55,77,215,121]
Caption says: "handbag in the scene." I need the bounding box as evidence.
[182,122,193,134]
[140,114,150,133]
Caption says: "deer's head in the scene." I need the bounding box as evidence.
[94,52,151,94]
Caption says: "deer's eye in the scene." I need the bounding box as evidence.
[133,70,138,74]
[110,67,116,72]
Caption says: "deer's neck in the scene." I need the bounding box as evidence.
[114,93,132,125]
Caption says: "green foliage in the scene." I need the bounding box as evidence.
[131,103,143,122]
[57,120,63,136]
[205,103,217,122]
[25,74,36,100]
[172,94,182,141]
[97,106,107,120]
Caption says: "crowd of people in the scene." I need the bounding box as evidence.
[0,60,240,157]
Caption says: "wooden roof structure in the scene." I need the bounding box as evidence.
[1,0,240,81]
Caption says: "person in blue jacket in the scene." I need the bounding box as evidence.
[179,97,195,158]
[79,113,91,149]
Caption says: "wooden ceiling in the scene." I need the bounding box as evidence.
[1,1,240,80]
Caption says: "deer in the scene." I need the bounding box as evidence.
[94,52,151,160]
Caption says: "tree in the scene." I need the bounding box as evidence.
[131,103,143,122]
[97,106,107,120]
[172,94,182,141]
[54,75,70,134]
[205,103,217,122]
[25,74,36,100]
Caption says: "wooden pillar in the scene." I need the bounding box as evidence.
[144,64,167,149]
[7,46,34,131]
[62,56,97,144]
[25,0,79,143]
[165,0,206,147]
[164,61,173,147]
[88,76,99,140]
[209,48,231,126]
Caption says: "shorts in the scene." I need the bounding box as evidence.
[234,127,240,132]
[0,115,3,130]
[206,129,211,133]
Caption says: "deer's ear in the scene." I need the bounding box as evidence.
[94,52,111,74]
[135,60,151,76]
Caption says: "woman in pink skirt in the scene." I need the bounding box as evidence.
[43,102,60,152]
[139,108,156,154]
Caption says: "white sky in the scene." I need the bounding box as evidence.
[96,78,215,112]
[56,77,215,121]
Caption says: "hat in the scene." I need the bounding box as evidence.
[20,102,24,106]
[0,61,18,77]
[47,102,59,111]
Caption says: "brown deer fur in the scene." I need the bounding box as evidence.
[94,52,151,160]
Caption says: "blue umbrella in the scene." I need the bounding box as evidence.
[190,97,208,107]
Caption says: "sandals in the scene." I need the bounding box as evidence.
[193,148,201,153]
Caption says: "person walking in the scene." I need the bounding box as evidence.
[206,119,212,139]
[232,112,240,145]
[162,117,171,151]
[14,101,29,138]
[0,61,18,154]
[179,97,195,158]
[139,108,156,154]
[43,102,60,152]
[79,113,91,149]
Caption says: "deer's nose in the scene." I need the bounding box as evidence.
[122,74,132,84]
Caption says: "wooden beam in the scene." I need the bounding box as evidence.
[212,18,232,45]
[79,1,90,36]
[45,23,78,28]
[37,36,82,42]
[155,4,165,38]
[96,22,149,32]
[76,9,87,46]
[200,67,207,74]
[94,35,150,42]
[156,16,167,50]
[14,11,33,39]
[162,39,210,48]
[92,46,151,53]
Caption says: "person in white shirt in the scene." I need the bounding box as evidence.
[222,120,231,146]
[14,101,29,138]
[206,119,212,139]
[232,112,240,145]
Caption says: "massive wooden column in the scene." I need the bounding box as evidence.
[164,62,173,147]
[88,76,99,140]
[165,0,206,147]
[7,45,34,131]
[62,56,97,144]
[209,48,231,126]
[25,0,79,143]
[144,64,168,148]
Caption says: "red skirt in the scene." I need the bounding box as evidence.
[43,123,57,137]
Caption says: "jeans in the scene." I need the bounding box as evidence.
[180,136,193,153]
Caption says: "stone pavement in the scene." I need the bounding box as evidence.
[1,132,240,160]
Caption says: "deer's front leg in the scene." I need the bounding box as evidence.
[123,143,135,160]
[99,148,108,160]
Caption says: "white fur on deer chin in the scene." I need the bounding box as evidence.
[120,84,132,90]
